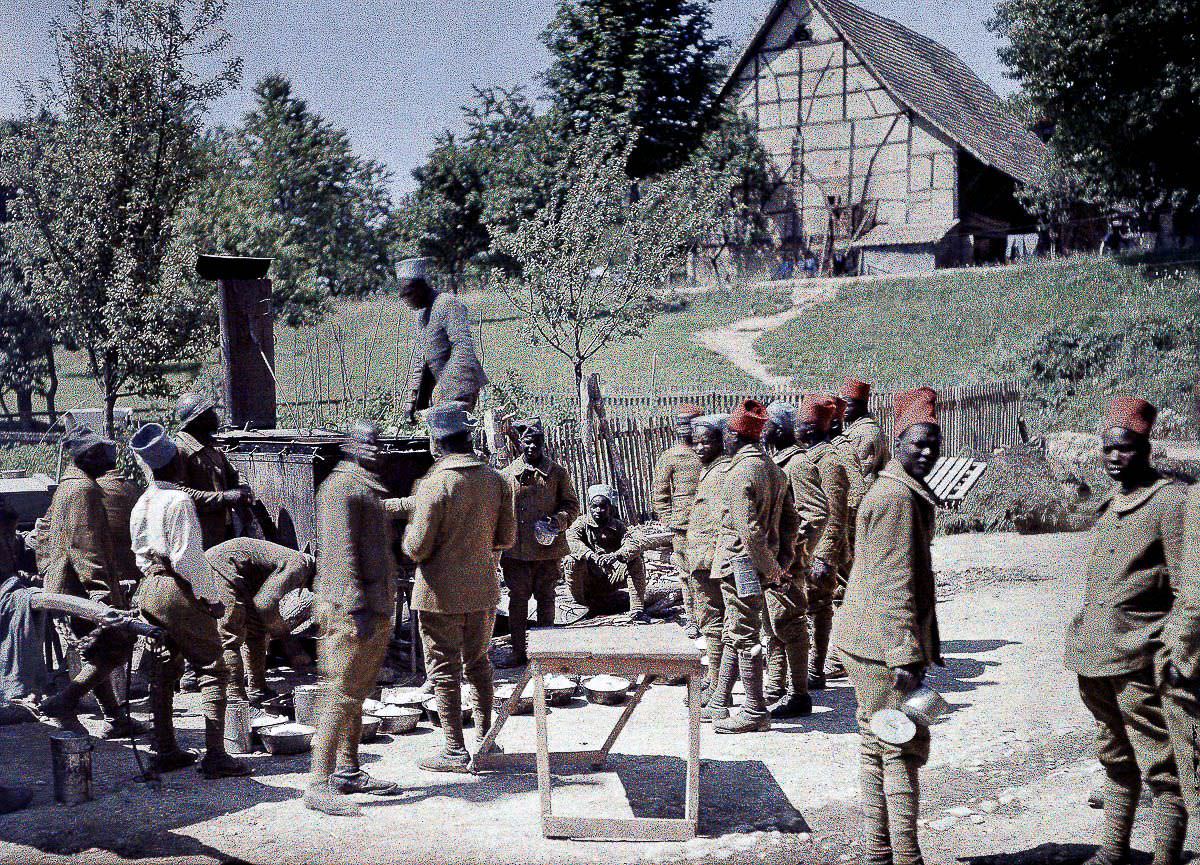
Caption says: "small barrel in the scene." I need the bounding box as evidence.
[224,700,253,755]
[292,684,327,727]
[49,731,93,806]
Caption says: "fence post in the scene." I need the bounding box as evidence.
[587,375,637,522]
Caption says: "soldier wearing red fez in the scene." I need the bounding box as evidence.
[799,394,849,691]
[651,404,705,638]
[707,400,798,735]
[1064,397,1191,865]
[841,379,889,484]
[832,387,943,865]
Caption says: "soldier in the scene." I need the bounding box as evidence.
[97,466,142,587]
[710,400,797,735]
[305,421,402,816]
[1168,482,1200,817]
[841,379,889,484]
[499,418,579,668]
[205,538,315,707]
[128,423,251,779]
[1064,397,1189,865]
[564,485,649,622]
[684,415,733,718]
[827,395,869,684]
[651,404,704,638]
[399,257,489,422]
[832,387,943,865]
[403,404,515,772]
[38,427,143,739]
[762,402,828,718]
[800,395,849,691]
[173,392,252,550]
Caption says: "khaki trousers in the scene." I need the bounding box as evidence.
[1078,670,1181,797]
[219,598,269,702]
[718,570,763,654]
[420,609,496,749]
[1161,674,1200,810]
[563,555,646,612]
[693,572,725,657]
[309,612,392,784]
[501,558,560,657]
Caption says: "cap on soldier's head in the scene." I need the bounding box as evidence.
[691,414,728,435]
[728,399,769,438]
[513,417,544,439]
[130,423,178,470]
[426,402,477,440]
[396,257,430,285]
[841,379,871,401]
[175,391,218,428]
[800,395,837,433]
[765,401,796,430]
[587,484,617,504]
[894,387,939,437]
[1104,396,1157,437]
[63,426,114,460]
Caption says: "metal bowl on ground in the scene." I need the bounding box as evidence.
[248,713,287,751]
[582,675,631,706]
[494,682,535,715]
[362,698,385,715]
[422,697,473,728]
[543,675,578,707]
[359,715,382,742]
[260,722,315,755]
[375,705,422,734]
[381,687,428,711]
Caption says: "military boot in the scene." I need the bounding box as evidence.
[333,768,400,796]
[701,650,738,723]
[420,685,471,773]
[714,649,771,734]
[763,638,787,704]
[199,717,252,779]
[39,683,89,735]
[772,641,814,718]
[304,779,362,817]
[1083,777,1139,865]
[1151,793,1187,865]
[94,679,149,740]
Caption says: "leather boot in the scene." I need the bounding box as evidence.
[1151,793,1187,865]
[94,679,148,739]
[714,649,771,734]
[764,638,787,704]
[883,754,923,865]
[860,747,892,865]
[773,640,813,718]
[701,649,738,722]
[420,685,471,773]
[810,611,832,690]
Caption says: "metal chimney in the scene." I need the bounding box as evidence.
[197,255,277,430]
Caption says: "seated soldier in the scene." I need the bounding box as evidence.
[563,486,649,623]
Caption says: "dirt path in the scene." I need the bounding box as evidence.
[692,280,838,389]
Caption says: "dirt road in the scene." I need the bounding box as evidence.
[1,530,1193,864]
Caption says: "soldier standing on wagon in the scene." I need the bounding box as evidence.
[651,404,704,637]
[173,392,252,551]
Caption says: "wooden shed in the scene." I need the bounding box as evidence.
[721,0,1048,275]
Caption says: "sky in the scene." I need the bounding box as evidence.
[0,0,1014,192]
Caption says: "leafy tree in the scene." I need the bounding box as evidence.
[489,127,734,391]
[990,0,1200,226]
[236,75,399,304]
[0,0,240,434]
[541,0,727,178]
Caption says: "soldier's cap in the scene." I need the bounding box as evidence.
[62,426,115,460]
[691,413,728,434]
[799,395,838,433]
[841,379,871,401]
[426,402,477,440]
[512,417,544,439]
[1105,396,1156,437]
[729,399,769,438]
[175,391,218,428]
[673,403,705,422]
[348,419,383,445]
[129,423,178,470]
[587,484,617,504]
[396,257,430,286]
[765,401,796,430]
[894,387,939,437]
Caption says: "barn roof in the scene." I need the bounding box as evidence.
[723,0,1047,185]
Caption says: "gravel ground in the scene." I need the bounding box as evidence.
[2,530,1191,865]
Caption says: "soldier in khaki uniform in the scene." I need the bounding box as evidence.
[38,427,142,739]
[97,466,143,586]
[684,415,732,716]
[499,418,579,667]
[205,538,315,705]
[564,485,649,620]
[403,405,515,772]
[825,395,869,683]
[1167,483,1200,814]
[173,392,252,550]
[709,400,797,735]
[799,395,849,690]
[306,422,402,816]
[762,401,827,718]
[1065,397,1189,865]
[832,387,943,865]
[841,379,890,484]
[651,404,704,637]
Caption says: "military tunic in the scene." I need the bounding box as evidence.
[39,466,124,607]
[652,442,704,625]
[564,514,646,612]
[1166,483,1200,808]
[687,457,732,650]
[806,441,849,617]
[842,415,889,484]
[97,469,142,587]
[405,291,489,412]
[763,447,828,651]
[175,431,242,550]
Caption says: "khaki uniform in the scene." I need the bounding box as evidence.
[206,538,313,702]
[96,470,142,587]
[175,431,241,550]
[406,291,489,412]
[832,460,939,865]
[652,443,703,624]
[835,435,869,589]
[564,515,646,613]
[403,452,515,744]
[500,455,579,657]
[806,440,850,676]
[842,416,889,485]
[1064,476,1188,857]
[1166,484,1200,809]
[310,461,398,784]
[687,457,732,657]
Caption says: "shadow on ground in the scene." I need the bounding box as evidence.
[960,842,1163,865]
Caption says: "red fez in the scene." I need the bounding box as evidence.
[895,387,939,436]
[833,396,847,420]
[841,379,870,401]
[729,399,769,438]
[1105,396,1157,436]
[675,403,704,421]
[800,394,838,433]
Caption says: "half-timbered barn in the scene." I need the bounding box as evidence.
[722,0,1048,274]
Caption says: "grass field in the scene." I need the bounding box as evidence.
[754,255,1200,435]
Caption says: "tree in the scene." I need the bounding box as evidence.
[990,0,1200,227]
[541,0,727,178]
[0,0,240,434]
[236,75,398,306]
[489,127,734,392]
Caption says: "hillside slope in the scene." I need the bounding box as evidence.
[754,256,1200,436]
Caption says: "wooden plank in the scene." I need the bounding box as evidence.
[543,816,696,842]
[470,665,532,768]
[534,665,553,822]
[528,624,702,661]
[685,674,701,828]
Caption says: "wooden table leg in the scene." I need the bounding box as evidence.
[592,674,655,770]
[685,672,701,833]
[533,663,553,827]
[471,665,533,770]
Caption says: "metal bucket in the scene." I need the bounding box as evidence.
[224,700,253,755]
[901,685,951,728]
[293,684,327,727]
[49,731,93,806]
